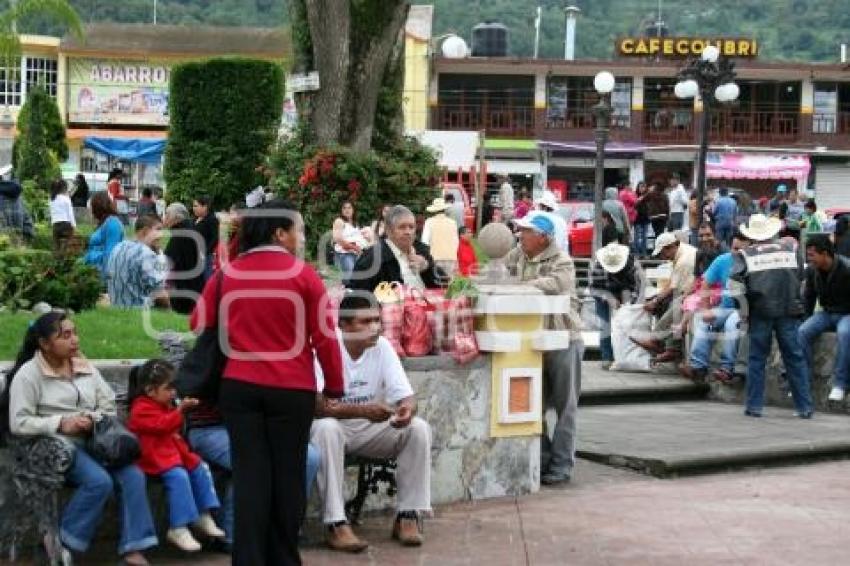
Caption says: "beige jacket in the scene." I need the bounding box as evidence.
[421,213,459,262]
[9,352,116,437]
[504,242,582,335]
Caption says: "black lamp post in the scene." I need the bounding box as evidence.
[675,45,739,223]
[592,71,615,254]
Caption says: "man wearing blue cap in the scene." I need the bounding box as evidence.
[505,214,583,486]
[768,184,788,215]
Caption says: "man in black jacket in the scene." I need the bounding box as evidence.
[0,166,34,242]
[163,202,205,315]
[799,234,850,402]
[346,205,445,292]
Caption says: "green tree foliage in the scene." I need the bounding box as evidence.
[164,58,284,209]
[14,85,61,199]
[0,0,82,71]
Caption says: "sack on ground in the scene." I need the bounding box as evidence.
[611,304,652,372]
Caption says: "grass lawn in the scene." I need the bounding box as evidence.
[0,308,190,361]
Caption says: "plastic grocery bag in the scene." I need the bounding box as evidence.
[610,304,652,372]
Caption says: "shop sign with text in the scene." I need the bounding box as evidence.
[617,37,758,58]
[68,58,172,125]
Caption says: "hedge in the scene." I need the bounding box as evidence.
[0,249,101,312]
[164,58,284,210]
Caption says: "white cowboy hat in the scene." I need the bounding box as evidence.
[596,242,630,274]
[651,231,679,257]
[534,190,559,211]
[426,197,450,213]
[0,164,11,177]
[740,213,781,242]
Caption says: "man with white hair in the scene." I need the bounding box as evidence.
[163,202,205,314]
[504,214,583,485]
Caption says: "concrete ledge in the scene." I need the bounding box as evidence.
[475,331,522,352]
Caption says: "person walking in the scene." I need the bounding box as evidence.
[421,197,459,278]
[633,181,651,257]
[603,186,631,245]
[505,215,583,485]
[619,183,638,228]
[667,175,689,231]
[713,188,737,247]
[645,182,670,243]
[732,214,813,418]
[190,198,344,566]
[83,191,124,280]
[2,312,158,564]
[49,179,76,252]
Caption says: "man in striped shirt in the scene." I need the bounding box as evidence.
[106,214,170,308]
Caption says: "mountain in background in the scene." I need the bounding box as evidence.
[11,0,850,63]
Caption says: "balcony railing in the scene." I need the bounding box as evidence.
[813,112,850,135]
[434,104,535,138]
[643,108,695,142]
[710,109,800,144]
[545,109,631,130]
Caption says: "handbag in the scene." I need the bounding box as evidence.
[175,270,226,401]
[86,415,141,469]
[375,282,405,357]
[401,289,434,357]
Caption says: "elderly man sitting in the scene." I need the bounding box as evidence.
[312,292,431,552]
[347,204,444,292]
[504,214,583,485]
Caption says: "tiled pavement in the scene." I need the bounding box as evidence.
[124,458,850,566]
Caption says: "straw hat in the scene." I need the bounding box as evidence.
[740,213,781,242]
[426,197,450,213]
[596,242,630,274]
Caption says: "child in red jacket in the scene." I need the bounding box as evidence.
[128,359,225,552]
[457,227,479,277]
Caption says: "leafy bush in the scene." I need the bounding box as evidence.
[164,58,284,210]
[30,221,95,253]
[22,180,49,224]
[271,136,442,260]
[14,85,63,194]
[0,249,101,312]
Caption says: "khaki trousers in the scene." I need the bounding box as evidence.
[310,417,432,524]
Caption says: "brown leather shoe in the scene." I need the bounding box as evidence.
[653,349,681,363]
[629,336,664,354]
[392,513,424,546]
[326,522,368,553]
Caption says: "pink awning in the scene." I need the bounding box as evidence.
[706,153,810,185]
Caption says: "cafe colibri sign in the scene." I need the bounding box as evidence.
[617,37,758,58]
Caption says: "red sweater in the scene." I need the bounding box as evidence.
[457,239,478,277]
[128,396,201,475]
[190,247,344,397]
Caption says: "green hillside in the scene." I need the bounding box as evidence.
[11,0,850,63]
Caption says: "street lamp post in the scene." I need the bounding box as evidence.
[592,71,615,254]
[674,45,739,223]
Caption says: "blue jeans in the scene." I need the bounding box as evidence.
[799,311,850,390]
[633,222,649,256]
[61,445,157,555]
[689,309,740,371]
[594,297,613,361]
[746,316,813,415]
[187,425,321,544]
[716,222,734,247]
[160,463,220,528]
[334,252,357,279]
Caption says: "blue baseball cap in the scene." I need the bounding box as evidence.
[515,214,555,237]
[776,184,787,193]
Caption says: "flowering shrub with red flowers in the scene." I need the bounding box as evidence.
[271,136,441,261]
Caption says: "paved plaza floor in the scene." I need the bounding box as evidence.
[128,458,850,566]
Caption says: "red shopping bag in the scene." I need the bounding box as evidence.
[380,302,405,357]
[448,295,479,364]
[423,289,452,354]
[402,289,434,357]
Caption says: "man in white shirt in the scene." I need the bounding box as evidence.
[667,175,689,231]
[312,292,432,553]
[499,176,515,222]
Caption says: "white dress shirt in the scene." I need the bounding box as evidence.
[49,193,76,226]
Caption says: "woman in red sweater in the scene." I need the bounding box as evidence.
[191,198,344,566]
[128,360,225,553]
[457,226,478,276]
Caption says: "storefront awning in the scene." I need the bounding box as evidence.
[82,136,166,165]
[414,130,482,169]
[67,128,167,140]
[706,152,810,186]
[537,140,647,154]
[486,159,541,176]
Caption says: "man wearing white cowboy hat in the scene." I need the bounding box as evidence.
[421,197,459,278]
[505,214,583,485]
[732,213,813,418]
[589,242,641,366]
[526,190,569,254]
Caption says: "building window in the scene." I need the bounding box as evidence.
[546,76,631,129]
[0,58,21,107]
[25,57,58,97]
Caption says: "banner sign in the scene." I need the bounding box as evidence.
[68,58,171,125]
[617,37,758,58]
[706,153,810,184]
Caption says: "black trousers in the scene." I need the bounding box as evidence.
[219,379,316,566]
[650,217,668,239]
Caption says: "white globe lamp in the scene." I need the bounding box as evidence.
[441,35,469,59]
[701,45,720,63]
[594,71,616,94]
[675,79,699,99]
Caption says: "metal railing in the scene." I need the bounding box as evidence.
[433,104,536,137]
[642,107,695,142]
[709,109,800,143]
[812,112,850,135]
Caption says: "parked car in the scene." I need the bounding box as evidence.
[441,182,476,232]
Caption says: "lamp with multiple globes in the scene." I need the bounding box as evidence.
[591,71,614,253]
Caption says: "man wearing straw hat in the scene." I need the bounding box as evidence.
[421,197,459,278]
[589,242,641,367]
[732,214,813,418]
[505,214,583,485]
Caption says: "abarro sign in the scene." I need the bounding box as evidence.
[617,37,758,58]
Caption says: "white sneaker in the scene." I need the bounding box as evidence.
[167,527,202,552]
[828,387,846,402]
[193,513,226,538]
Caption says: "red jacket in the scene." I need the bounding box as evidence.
[457,239,478,277]
[190,247,344,397]
[128,396,201,475]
